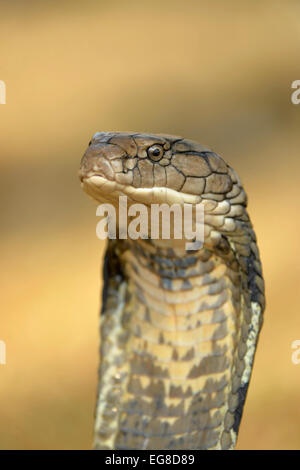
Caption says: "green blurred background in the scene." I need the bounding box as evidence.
[1,0,300,449]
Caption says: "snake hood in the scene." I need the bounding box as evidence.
[79,132,265,450]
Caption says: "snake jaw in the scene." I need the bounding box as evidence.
[82,174,205,209]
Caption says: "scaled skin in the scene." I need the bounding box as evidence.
[79,132,265,450]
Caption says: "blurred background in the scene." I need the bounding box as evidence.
[1,0,300,450]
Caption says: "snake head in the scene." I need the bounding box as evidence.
[79,131,250,253]
[78,132,242,206]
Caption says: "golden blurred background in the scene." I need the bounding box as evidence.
[1,0,300,449]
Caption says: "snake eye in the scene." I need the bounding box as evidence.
[147,144,164,162]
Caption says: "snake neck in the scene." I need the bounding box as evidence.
[94,238,248,450]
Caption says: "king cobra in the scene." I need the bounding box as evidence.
[79,132,265,450]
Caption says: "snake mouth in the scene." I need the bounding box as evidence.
[79,155,115,183]
[81,174,202,206]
